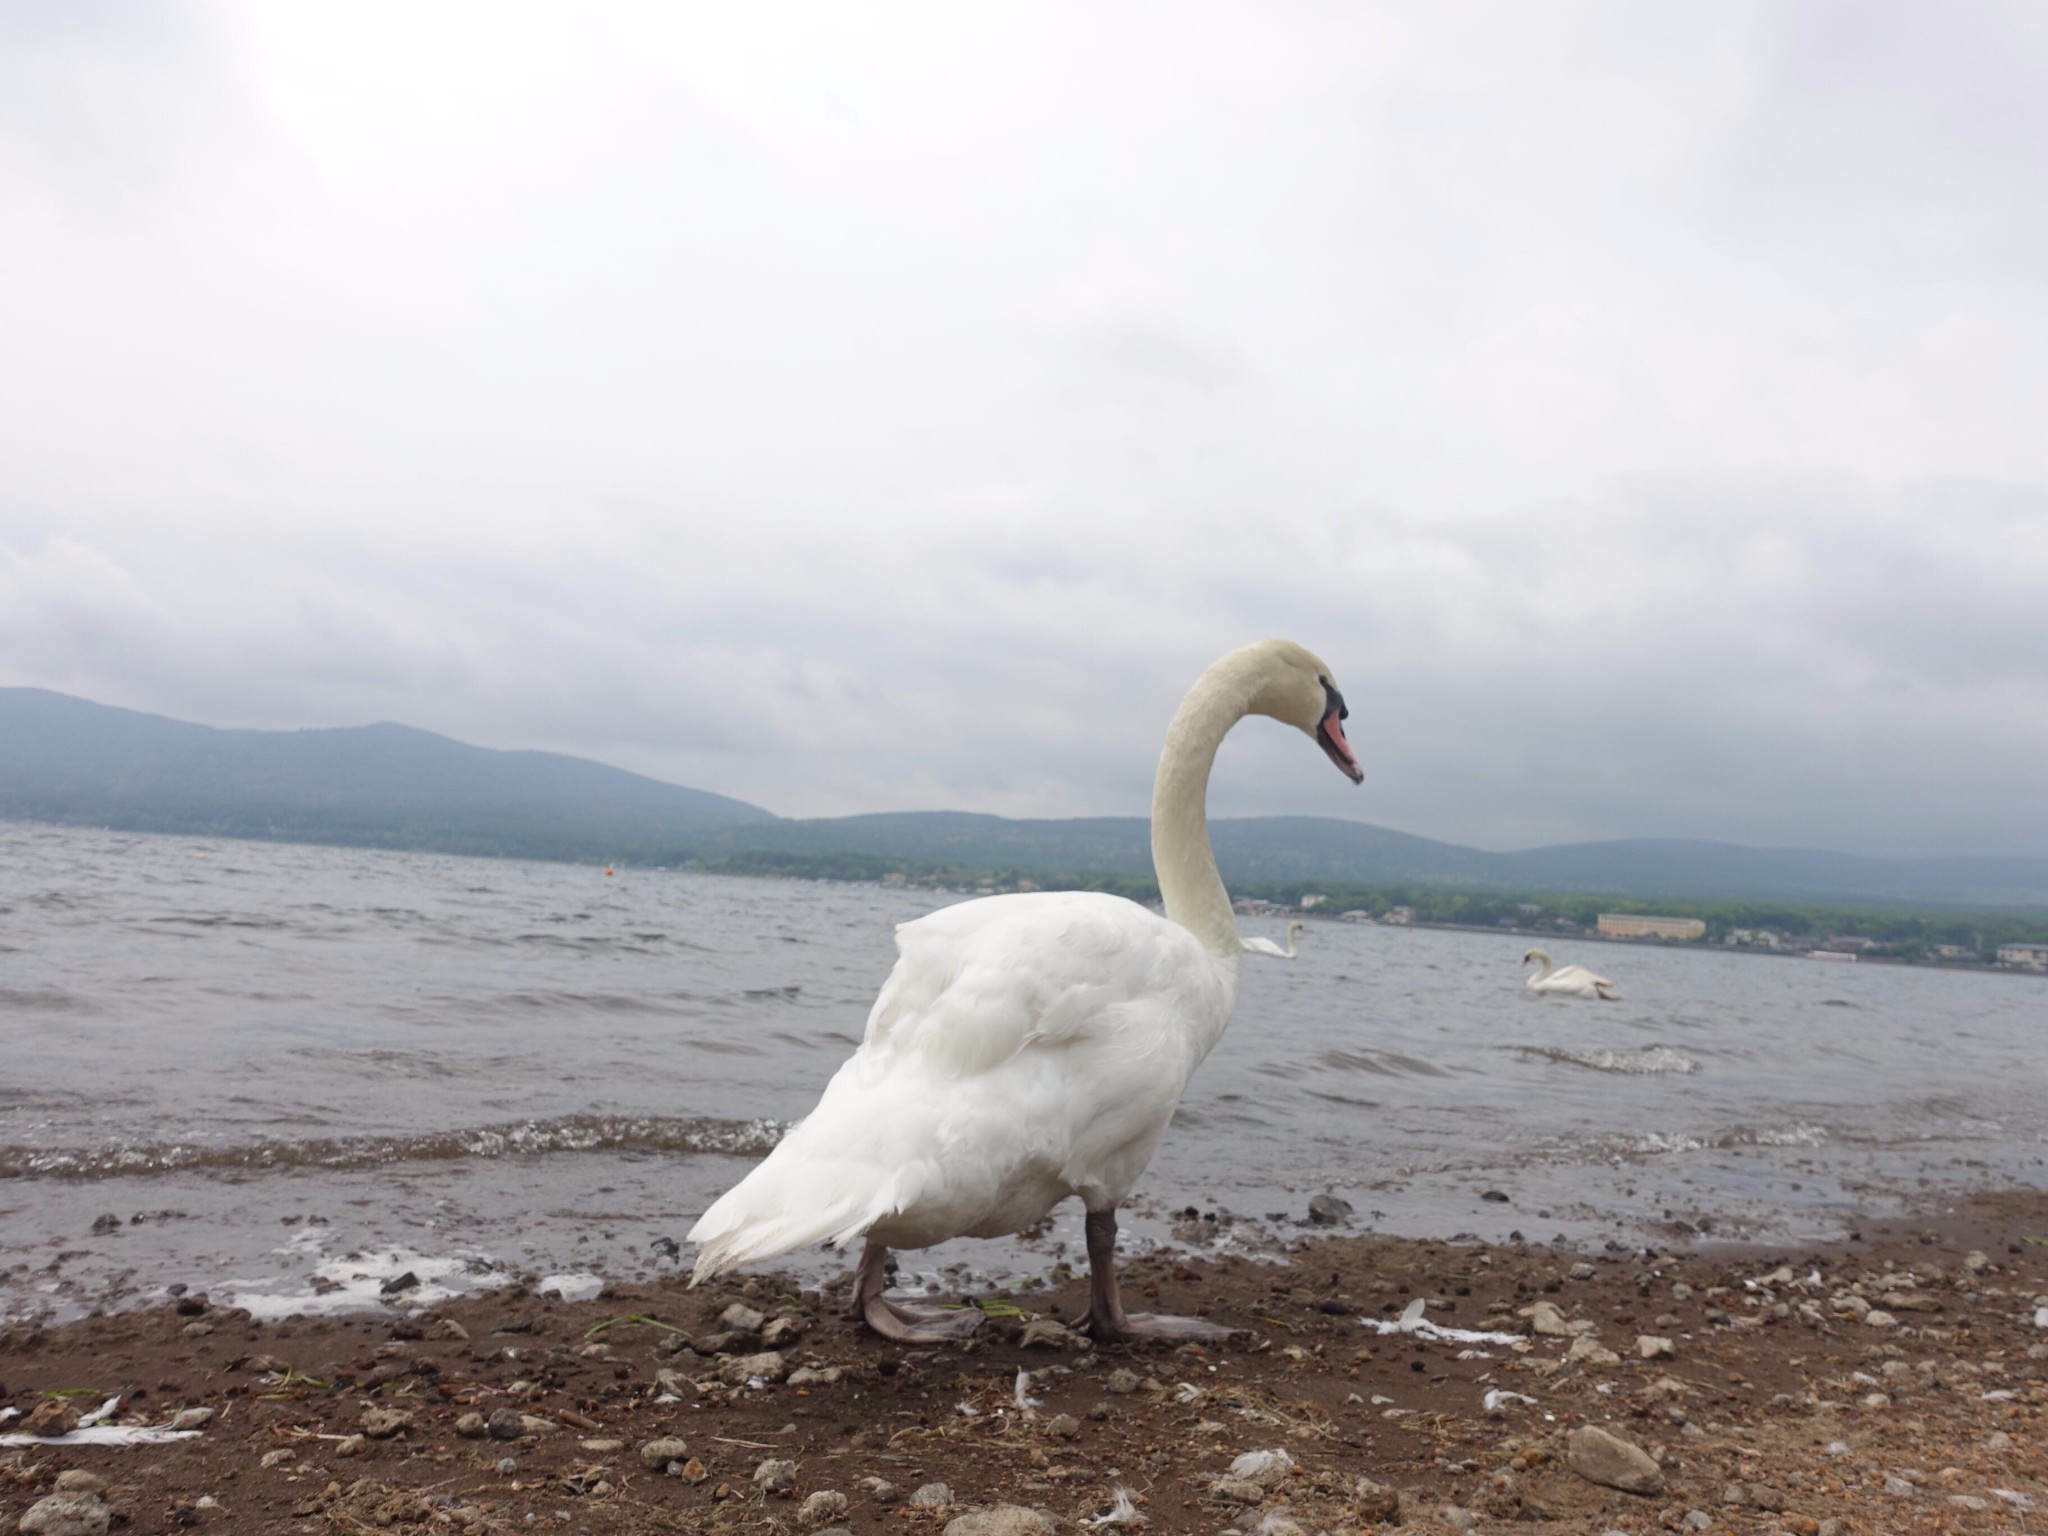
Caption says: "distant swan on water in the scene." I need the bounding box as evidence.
[686,639,1365,1342]
[1523,947,1622,1000]
[1241,920,1305,959]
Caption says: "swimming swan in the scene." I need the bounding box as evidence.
[1241,920,1305,958]
[1523,947,1621,1000]
[687,639,1364,1342]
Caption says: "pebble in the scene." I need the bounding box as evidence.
[334,1434,367,1458]
[1018,1317,1086,1349]
[1438,1504,1477,1531]
[799,1491,849,1527]
[1863,1309,1899,1328]
[1566,1334,1620,1365]
[639,1437,690,1471]
[1883,1476,1916,1498]
[359,1406,413,1439]
[1307,1193,1354,1225]
[858,1478,901,1503]
[1671,1282,1693,1300]
[17,1492,110,1536]
[942,1507,1058,1536]
[1353,1478,1400,1522]
[1207,1477,1264,1505]
[51,1474,103,1496]
[720,1350,789,1385]
[761,1314,809,1347]
[1635,1335,1676,1360]
[1523,1301,1570,1337]
[20,1400,81,1438]
[1682,1512,1711,1530]
[495,1457,517,1476]
[718,1303,766,1334]
[259,1450,294,1469]
[787,1366,843,1387]
[486,1408,525,1440]
[909,1483,954,1510]
[1046,1413,1081,1439]
[427,1317,469,1341]
[1569,1262,1597,1280]
[677,1459,710,1484]
[1230,1448,1295,1488]
[1948,1494,1991,1511]
[1566,1424,1665,1495]
[454,1412,487,1438]
[580,1437,622,1453]
[752,1458,799,1495]
[1104,1367,1142,1393]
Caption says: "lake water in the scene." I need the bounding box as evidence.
[2,820,2042,1324]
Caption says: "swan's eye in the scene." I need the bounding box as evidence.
[1320,678,1347,720]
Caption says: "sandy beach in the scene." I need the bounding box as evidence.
[5,1188,2043,1536]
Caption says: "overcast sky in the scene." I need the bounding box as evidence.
[4,2,2046,856]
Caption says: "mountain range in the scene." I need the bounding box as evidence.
[5,687,2046,910]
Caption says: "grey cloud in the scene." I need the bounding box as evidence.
[1,3,2045,858]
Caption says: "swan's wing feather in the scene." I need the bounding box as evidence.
[690,892,1219,1281]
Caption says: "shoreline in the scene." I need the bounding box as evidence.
[5,1188,2044,1535]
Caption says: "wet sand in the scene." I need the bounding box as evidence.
[4,1191,2044,1535]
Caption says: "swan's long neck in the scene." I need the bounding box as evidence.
[1529,951,1554,981]
[1151,657,1254,967]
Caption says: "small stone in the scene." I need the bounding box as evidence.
[1439,1506,1477,1532]
[495,1457,517,1476]
[1567,1424,1665,1495]
[379,1270,420,1296]
[1018,1317,1086,1350]
[1566,1334,1620,1365]
[721,1350,789,1385]
[21,1400,81,1437]
[787,1366,843,1387]
[1670,1282,1693,1300]
[909,1483,954,1510]
[486,1408,525,1441]
[943,1507,1057,1536]
[1523,1300,1570,1336]
[1307,1193,1354,1225]
[428,1316,469,1341]
[1569,1262,1597,1280]
[1104,1367,1141,1393]
[677,1458,710,1484]
[1948,1494,1991,1511]
[1863,1309,1898,1328]
[799,1490,849,1527]
[51,1474,103,1496]
[455,1412,487,1438]
[360,1406,413,1439]
[753,1458,799,1495]
[517,1414,556,1436]
[640,1437,691,1470]
[858,1477,901,1503]
[1636,1335,1677,1360]
[760,1314,808,1348]
[1207,1477,1264,1505]
[17,1493,110,1536]
[334,1434,368,1457]
[1883,1476,1915,1498]
[581,1436,623,1453]
[1682,1512,1711,1531]
[169,1406,216,1431]
[1045,1412,1080,1439]
[718,1302,766,1334]
[1353,1478,1400,1521]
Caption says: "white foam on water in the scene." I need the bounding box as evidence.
[225,1248,509,1321]
[1527,1045,1701,1075]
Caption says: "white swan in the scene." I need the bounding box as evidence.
[688,639,1363,1342]
[1241,920,1305,959]
[1523,947,1621,1000]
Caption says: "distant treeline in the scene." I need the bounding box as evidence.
[691,851,2048,958]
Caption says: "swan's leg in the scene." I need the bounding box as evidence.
[1079,1208,1241,1343]
[852,1239,984,1344]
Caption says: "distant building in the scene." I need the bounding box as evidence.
[1383,906,1414,926]
[1820,935,1878,953]
[1596,913,1707,941]
[1338,909,1374,923]
[1998,943,2048,970]
[1807,948,1857,962]
[1299,894,1328,910]
[1934,945,1977,962]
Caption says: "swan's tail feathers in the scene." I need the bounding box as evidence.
[1595,981,1622,1001]
[686,1155,906,1286]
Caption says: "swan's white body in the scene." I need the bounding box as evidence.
[1241,920,1305,959]
[1523,948,1621,1000]
[687,640,1363,1332]
[689,892,1232,1271]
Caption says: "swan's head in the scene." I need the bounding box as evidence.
[1289,921,1304,936]
[1244,639,1363,784]
[1522,948,1549,967]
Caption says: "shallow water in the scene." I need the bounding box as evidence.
[2,821,2043,1322]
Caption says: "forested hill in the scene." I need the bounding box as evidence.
[5,688,2046,909]
[0,688,775,859]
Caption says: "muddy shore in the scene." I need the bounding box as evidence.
[4,1191,2044,1536]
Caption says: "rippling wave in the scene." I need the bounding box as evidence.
[1523,1045,1701,1075]
[0,1114,786,1181]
